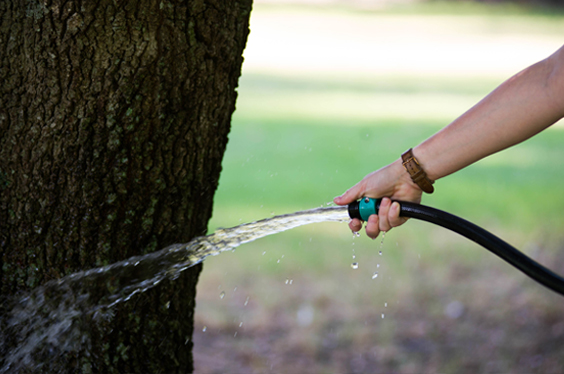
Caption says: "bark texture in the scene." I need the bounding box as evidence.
[0,0,252,372]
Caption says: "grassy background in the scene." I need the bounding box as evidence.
[194,2,564,373]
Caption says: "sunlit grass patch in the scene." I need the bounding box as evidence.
[236,75,489,124]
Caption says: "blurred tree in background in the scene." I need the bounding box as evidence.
[256,0,564,8]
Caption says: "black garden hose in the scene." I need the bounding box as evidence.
[348,198,564,297]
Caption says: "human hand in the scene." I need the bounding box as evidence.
[333,159,423,239]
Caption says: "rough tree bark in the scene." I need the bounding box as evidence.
[0,0,252,372]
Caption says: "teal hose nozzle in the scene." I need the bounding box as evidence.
[348,197,381,221]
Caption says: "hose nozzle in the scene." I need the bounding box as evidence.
[348,197,382,221]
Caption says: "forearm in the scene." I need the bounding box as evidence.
[415,45,564,181]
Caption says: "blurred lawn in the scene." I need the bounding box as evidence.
[195,2,564,373]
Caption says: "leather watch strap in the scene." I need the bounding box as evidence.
[401,148,435,194]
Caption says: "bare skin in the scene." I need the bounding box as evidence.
[334,44,564,239]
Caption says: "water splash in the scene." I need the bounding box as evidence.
[0,206,348,372]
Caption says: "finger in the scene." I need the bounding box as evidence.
[333,183,364,206]
[389,201,409,227]
[365,214,380,239]
[378,197,393,232]
[349,218,363,233]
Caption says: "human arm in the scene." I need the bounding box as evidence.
[334,44,564,239]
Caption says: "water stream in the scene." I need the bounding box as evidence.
[0,206,349,372]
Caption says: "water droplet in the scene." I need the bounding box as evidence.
[297,304,315,327]
[353,231,360,238]
[372,272,378,279]
[262,251,266,255]
[385,302,388,307]
[219,291,225,299]
[377,263,380,268]
[381,313,385,319]
[244,297,250,306]
[351,262,359,270]
[352,254,356,260]
[379,251,382,256]
[445,300,465,319]
[165,301,170,309]
[239,322,243,327]
[202,326,207,332]
[285,279,289,284]
[234,332,238,337]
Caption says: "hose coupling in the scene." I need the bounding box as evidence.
[348,197,382,221]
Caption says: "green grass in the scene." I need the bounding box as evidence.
[212,71,564,242]
[195,3,564,373]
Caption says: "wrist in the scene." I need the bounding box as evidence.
[412,145,441,182]
[401,148,435,194]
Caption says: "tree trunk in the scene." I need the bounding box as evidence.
[0,0,252,372]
